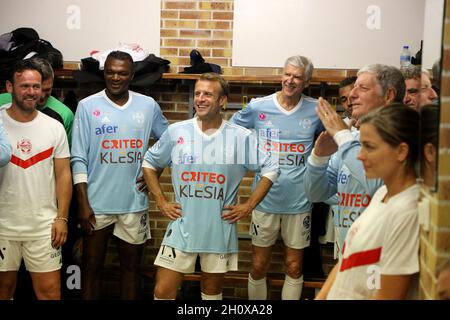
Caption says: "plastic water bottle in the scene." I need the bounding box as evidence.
[400,45,411,69]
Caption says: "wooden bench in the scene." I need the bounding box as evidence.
[141,268,324,294]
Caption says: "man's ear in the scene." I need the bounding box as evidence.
[385,88,396,104]
[303,79,310,89]
[219,95,228,109]
[6,80,13,94]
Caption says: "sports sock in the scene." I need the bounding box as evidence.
[281,274,303,300]
[248,273,267,300]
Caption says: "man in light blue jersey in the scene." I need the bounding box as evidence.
[71,51,168,300]
[229,55,324,300]
[142,73,279,300]
[303,64,406,299]
[0,113,11,166]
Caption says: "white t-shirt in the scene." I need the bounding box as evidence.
[327,184,420,300]
[0,109,70,240]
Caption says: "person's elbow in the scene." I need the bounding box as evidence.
[0,143,12,167]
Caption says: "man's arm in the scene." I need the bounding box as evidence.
[222,176,273,224]
[70,103,96,234]
[0,121,11,167]
[52,157,72,248]
[74,182,96,235]
[143,167,181,220]
[315,97,382,194]
[304,137,340,203]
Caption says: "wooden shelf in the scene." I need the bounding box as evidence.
[161,73,352,85]
[161,73,282,84]
[54,70,354,85]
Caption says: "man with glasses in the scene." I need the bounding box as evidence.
[402,65,438,110]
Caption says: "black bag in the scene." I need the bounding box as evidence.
[180,49,222,74]
[0,28,63,83]
[73,53,171,87]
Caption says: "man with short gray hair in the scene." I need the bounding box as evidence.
[304,64,405,299]
[230,55,324,300]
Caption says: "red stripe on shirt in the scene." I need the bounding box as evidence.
[340,247,382,272]
[10,147,54,169]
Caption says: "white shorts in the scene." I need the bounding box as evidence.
[0,238,62,272]
[154,245,238,274]
[250,209,311,249]
[94,211,150,245]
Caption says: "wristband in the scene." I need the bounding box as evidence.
[54,217,68,223]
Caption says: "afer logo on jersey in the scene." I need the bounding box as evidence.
[95,124,118,135]
[178,153,198,164]
[259,128,279,139]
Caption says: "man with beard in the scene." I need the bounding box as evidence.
[0,59,71,300]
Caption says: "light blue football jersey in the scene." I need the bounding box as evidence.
[229,93,323,214]
[71,90,168,214]
[304,131,383,257]
[143,118,279,253]
[0,112,12,167]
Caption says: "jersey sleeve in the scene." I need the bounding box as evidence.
[229,102,255,128]
[244,131,280,181]
[63,106,74,145]
[338,138,383,194]
[0,93,12,107]
[53,121,70,159]
[0,113,12,167]
[70,102,90,177]
[380,204,419,275]
[150,102,169,139]
[304,152,339,203]
[143,127,174,169]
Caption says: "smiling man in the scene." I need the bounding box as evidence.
[0,58,74,144]
[229,55,324,300]
[0,59,71,300]
[142,73,279,300]
[70,51,168,300]
[304,65,405,290]
[402,65,438,110]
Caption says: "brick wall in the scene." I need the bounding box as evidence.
[419,0,450,300]
[49,0,447,301]
[55,0,341,299]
